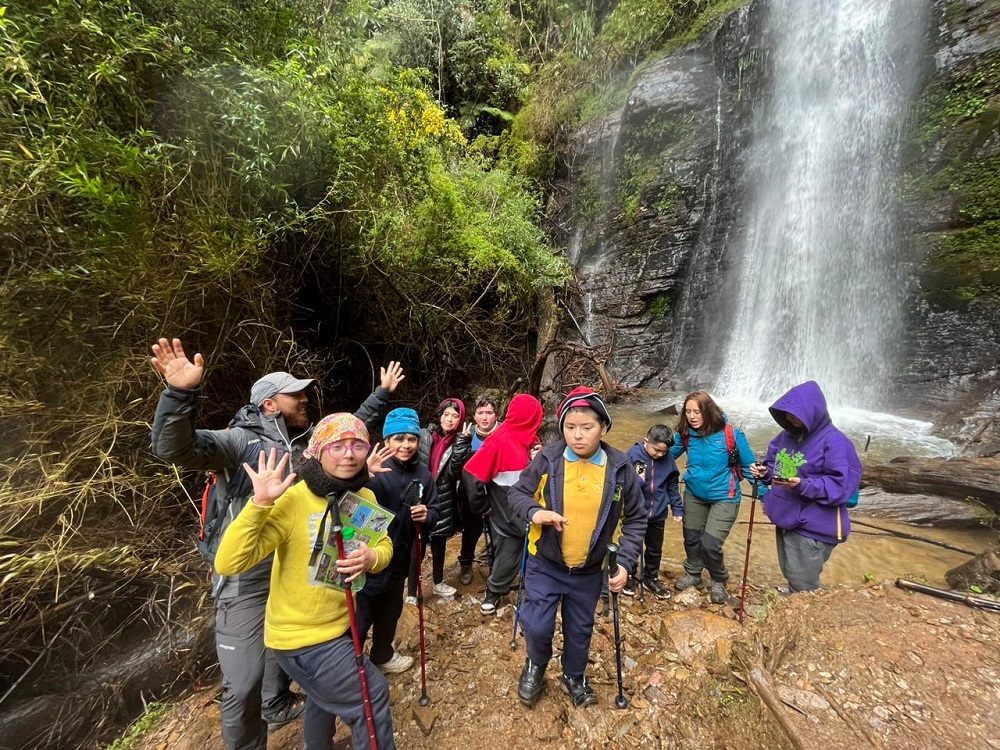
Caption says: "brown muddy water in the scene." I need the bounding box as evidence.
[604,401,998,588]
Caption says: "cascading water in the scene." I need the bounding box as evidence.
[715,0,930,408]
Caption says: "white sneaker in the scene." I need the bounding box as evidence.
[375,651,414,674]
[432,581,457,597]
[404,596,417,606]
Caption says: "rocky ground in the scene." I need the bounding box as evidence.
[134,560,1000,750]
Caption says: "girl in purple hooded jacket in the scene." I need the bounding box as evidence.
[749,381,862,593]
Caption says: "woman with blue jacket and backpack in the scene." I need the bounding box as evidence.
[670,390,757,604]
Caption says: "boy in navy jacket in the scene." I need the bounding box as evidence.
[625,424,682,599]
[360,408,439,673]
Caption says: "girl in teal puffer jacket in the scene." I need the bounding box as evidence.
[670,391,757,604]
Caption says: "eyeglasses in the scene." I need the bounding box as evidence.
[324,441,371,457]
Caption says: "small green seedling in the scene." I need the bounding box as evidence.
[970,585,983,594]
[863,572,875,583]
[774,448,807,479]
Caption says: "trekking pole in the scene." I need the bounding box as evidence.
[510,522,530,649]
[737,474,760,625]
[637,554,646,605]
[409,482,431,706]
[482,516,496,574]
[332,522,379,749]
[414,525,431,706]
[607,543,628,709]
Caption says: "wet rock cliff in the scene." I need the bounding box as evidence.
[555,0,1000,421]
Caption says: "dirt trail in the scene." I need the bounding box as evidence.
[135,564,1000,750]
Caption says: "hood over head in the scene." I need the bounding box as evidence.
[768,381,832,435]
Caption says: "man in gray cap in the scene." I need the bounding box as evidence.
[149,337,403,750]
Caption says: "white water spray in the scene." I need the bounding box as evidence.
[716,0,929,408]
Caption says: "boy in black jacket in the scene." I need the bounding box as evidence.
[359,408,439,673]
[507,387,646,709]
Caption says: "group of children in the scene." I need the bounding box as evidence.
[214,379,862,749]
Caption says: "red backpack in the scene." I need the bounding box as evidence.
[681,424,743,499]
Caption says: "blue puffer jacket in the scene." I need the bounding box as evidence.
[669,420,757,503]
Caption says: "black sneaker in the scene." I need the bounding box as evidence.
[481,591,503,614]
[518,658,546,707]
[561,674,597,708]
[622,577,636,597]
[644,579,671,600]
[263,692,306,732]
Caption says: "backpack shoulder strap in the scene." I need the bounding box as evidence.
[724,425,743,498]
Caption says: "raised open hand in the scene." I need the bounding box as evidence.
[366,442,395,475]
[150,337,205,390]
[379,361,405,393]
[243,449,296,507]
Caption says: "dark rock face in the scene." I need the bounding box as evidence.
[898,0,1000,410]
[556,6,759,388]
[556,0,1000,412]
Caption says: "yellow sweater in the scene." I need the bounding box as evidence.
[215,484,393,651]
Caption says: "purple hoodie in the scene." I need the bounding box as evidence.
[760,381,862,545]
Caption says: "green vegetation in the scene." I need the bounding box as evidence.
[774,449,807,480]
[0,0,759,741]
[105,702,168,750]
[650,292,672,319]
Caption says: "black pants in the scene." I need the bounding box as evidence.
[407,536,447,596]
[458,495,486,566]
[641,517,666,582]
[356,583,405,666]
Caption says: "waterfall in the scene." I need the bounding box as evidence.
[715,0,929,408]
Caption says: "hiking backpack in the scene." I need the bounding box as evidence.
[681,424,743,499]
[196,435,264,565]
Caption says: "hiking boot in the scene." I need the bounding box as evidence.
[560,674,597,708]
[517,659,546,707]
[675,573,704,591]
[709,581,728,604]
[374,651,414,674]
[644,579,671,600]
[459,562,474,586]
[263,692,306,732]
[481,591,503,615]
[433,581,457,597]
[404,595,417,606]
[621,577,636,597]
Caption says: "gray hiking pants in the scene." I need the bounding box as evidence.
[681,494,740,583]
[275,634,396,750]
[775,528,835,592]
[215,592,292,750]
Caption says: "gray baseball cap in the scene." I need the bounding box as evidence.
[250,371,315,405]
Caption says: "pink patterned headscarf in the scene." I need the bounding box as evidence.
[304,413,369,459]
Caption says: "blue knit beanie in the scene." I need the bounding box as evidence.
[383,408,421,438]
